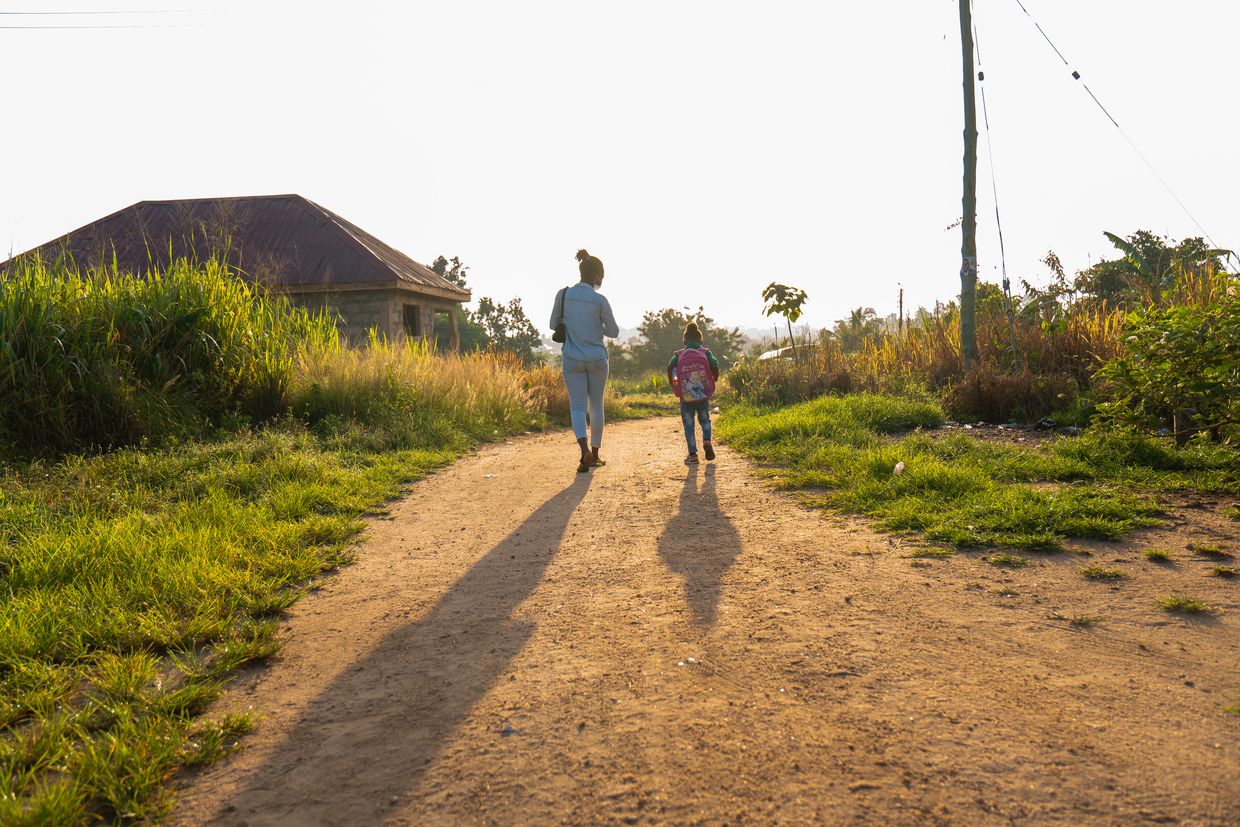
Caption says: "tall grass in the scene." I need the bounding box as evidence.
[294,336,543,450]
[0,255,336,456]
[725,306,1126,421]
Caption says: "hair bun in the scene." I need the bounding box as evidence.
[575,249,590,263]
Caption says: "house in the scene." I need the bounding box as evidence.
[4,194,469,348]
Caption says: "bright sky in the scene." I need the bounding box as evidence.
[3,1,1236,332]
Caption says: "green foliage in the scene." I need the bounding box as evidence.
[0,256,336,456]
[611,307,743,377]
[762,282,809,351]
[831,307,884,353]
[713,394,1233,550]
[471,297,542,363]
[1144,548,1173,562]
[1095,287,1240,442]
[1076,231,1231,308]
[429,255,541,363]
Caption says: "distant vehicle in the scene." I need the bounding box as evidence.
[757,345,813,361]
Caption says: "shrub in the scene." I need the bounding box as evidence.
[723,357,852,407]
[1095,285,1240,443]
[944,365,1079,423]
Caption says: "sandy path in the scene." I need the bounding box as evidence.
[174,418,1240,826]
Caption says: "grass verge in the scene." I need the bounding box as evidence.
[717,394,1237,550]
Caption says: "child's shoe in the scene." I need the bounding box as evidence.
[685,453,700,465]
[704,442,715,461]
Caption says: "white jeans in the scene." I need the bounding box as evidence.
[562,356,608,447]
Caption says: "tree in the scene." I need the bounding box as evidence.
[761,282,809,353]
[1075,231,1231,308]
[472,297,542,364]
[623,307,744,376]
[429,255,539,362]
[430,255,470,289]
[831,307,883,353]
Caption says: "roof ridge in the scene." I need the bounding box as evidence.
[303,199,469,299]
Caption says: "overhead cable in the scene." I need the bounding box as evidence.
[1012,0,1222,251]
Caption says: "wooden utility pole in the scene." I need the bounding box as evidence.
[959,0,980,369]
[898,285,904,332]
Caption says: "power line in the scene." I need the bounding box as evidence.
[0,8,210,13]
[1011,0,1223,252]
[0,23,200,29]
[970,5,1010,295]
[972,0,1023,367]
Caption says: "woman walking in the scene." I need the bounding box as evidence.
[550,249,620,473]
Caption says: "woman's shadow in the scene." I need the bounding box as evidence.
[206,474,593,825]
[656,465,742,629]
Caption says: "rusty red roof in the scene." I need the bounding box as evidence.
[5,194,470,301]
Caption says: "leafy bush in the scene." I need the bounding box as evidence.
[0,256,335,456]
[1096,290,1240,443]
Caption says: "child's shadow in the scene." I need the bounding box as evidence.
[656,465,742,629]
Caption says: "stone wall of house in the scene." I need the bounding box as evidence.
[286,289,399,345]
[285,289,460,348]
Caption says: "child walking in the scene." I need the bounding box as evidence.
[667,322,721,464]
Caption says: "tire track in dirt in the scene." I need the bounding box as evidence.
[173,418,1240,826]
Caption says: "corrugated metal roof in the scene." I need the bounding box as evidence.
[3,194,470,301]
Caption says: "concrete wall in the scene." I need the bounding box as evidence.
[285,288,460,348]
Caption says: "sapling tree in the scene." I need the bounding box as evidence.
[762,282,809,354]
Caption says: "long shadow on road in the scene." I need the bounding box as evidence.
[657,465,742,629]
[208,474,593,825]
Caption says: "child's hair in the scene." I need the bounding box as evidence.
[576,249,604,285]
[683,321,703,342]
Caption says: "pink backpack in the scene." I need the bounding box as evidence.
[674,347,716,402]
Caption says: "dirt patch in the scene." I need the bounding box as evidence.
[173,418,1240,826]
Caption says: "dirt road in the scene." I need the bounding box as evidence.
[174,418,1240,826]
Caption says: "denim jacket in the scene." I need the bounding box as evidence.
[550,282,620,362]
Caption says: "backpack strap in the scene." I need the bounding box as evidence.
[552,286,568,329]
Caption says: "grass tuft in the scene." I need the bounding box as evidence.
[1144,548,1174,562]
[1209,565,1238,578]
[1156,595,1212,614]
[986,553,1031,568]
[1079,565,1127,581]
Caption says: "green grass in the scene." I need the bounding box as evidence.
[0,331,550,822]
[1226,697,1240,715]
[1210,565,1238,578]
[715,395,1231,550]
[1144,548,1174,562]
[1080,565,1127,581]
[1156,595,1212,614]
[0,426,481,822]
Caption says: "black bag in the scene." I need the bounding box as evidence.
[551,286,568,343]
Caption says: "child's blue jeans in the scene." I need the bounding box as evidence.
[680,399,712,454]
